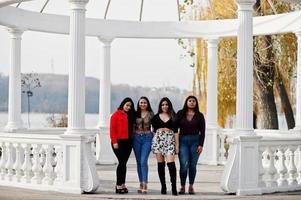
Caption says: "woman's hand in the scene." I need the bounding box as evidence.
[197,146,203,154]
[113,143,119,149]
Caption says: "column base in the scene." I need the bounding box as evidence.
[4,122,25,133]
[95,126,117,165]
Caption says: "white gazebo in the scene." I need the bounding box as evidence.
[0,0,301,195]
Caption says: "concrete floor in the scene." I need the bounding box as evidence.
[0,153,301,200]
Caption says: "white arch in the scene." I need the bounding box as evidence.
[0,6,301,38]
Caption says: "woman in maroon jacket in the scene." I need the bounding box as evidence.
[110,97,135,194]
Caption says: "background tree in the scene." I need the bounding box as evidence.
[180,0,297,129]
[21,72,41,128]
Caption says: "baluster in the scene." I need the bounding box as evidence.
[13,143,23,182]
[276,147,288,187]
[54,145,63,184]
[297,145,301,184]
[5,142,14,181]
[220,134,227,164]
[0,142,6,180]
[42,145,54,185]
[39,147,46,168]
[287,146,297,186]
[31,144,42,184]
[258,146,265,188]
[264,147,277,188]
[21,144,32,183]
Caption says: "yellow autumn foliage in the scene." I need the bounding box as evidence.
[181,0,297,128]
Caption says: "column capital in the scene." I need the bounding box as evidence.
[68,0,89,10]
[236,0,256,11]
[206,38,220,47]
[7,27,24,39]
[98,37,114,46]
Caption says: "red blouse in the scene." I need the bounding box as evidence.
[110,110,129,144]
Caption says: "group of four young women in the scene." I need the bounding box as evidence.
[109,95,206,195]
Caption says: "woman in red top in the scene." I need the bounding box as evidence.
[110,97,135,194]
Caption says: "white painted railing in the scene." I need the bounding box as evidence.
[221,129,301,195]
[199,128,234,165]
[257,130,301,193]
[0,129,99,194]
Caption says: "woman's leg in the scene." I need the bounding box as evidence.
[178,136,189,189]
[156,153,166,194]
[188,135,200,194]
[133,135,143,183]
[121,139,132,186]
[140,134,152,184]
[111,142,124,189]
[166,155,177,195]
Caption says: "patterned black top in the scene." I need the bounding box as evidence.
[151,114,178,133]
[135,111,154,132]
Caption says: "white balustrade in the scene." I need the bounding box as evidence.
[54,145,63,185]
[5,142,14,181]
[0,129,99,193]
[258,147,265,188]
[42,144,54,185]
[276,147,288,187]
[0,142,7,180]
[31,144,43,184]
[287,146,297,186]
[297,145,301,184]
[21,143,32,183]
[13,143,23,182]
[264,147,278,188]
[258,132,301,194]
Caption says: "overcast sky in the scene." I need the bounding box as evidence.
[0,0,194,90]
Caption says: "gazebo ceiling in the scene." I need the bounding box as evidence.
[0,0,301,39]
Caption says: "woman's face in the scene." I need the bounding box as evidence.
[123,101,132,112]
[187,98,196,109]
[161,101,169,113]
[139,99,148,111]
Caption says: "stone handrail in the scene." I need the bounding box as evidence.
[0,129,99,194]
[221,129,301,195]
[258,133,301,194]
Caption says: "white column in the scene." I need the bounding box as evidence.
[65,0,89,134]
[5,28,24,132]
[236,0,255,132]
[295,31,301,130]
[199,38,219,165]
[97,38,112,128]
[95,38,116,164]
[206,38,219,128]
[221,1,261,195]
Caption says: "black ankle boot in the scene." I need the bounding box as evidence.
[157,162,166,194]
[167,162,178,196]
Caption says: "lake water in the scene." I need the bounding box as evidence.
[0,112,100,129]
[0,112,289,130]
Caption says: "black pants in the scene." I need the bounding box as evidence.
[112,139,132,185]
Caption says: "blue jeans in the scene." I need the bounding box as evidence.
[133,132,153,183]
[179,134,200,186]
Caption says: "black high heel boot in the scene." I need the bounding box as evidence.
[167,162,178,196]
[157,162,167,194]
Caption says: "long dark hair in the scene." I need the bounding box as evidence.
[136,96,153,117]
[178,95,200,120]
[118,97,135,118]
[157,97,176,121]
